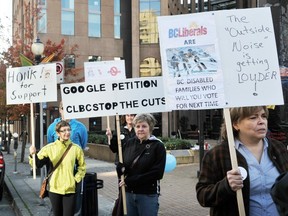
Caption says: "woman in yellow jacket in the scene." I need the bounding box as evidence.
[29,120,86,216]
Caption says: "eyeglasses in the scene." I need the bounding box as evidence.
[59,129,71,133]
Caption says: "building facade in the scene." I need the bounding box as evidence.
[12,0,288,141]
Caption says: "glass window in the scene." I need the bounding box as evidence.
[62,0,74,9]
[89,0,101,12]
[61,0,74,35]
[65,54,75,68]
[114,16,121,39]
[88,0,101,37]
[89,117,102,131]
[88,14,101,37]
[139,0,160,44]
[140,57,162,77]
[114,0,121,39]
[38,0,47,33]
[39,0,47,7]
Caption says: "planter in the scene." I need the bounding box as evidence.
[84,143,115,163]
[85,143,203,164]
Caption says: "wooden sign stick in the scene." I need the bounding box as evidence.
[30,103,36,179]
[116,114,127,215]
[223,108,246,216]
[107,116,111,145]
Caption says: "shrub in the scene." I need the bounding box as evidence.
[159,137,194,150]
[88,132,107,144]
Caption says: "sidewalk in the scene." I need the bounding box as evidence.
[4,142,210,216]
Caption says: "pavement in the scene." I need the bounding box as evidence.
[3,141,212,216]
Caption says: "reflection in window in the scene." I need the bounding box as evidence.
[89,117,102,131]
[140,57,162,77]
[38,0,47,33]
[114,0,121,39]
[139,0,160,44]
[88,0,101,37]
[65,54,75,68]
[88,55,102,62]
[61,0,74,35]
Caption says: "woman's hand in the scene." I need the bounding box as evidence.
[227,169,243,191]
[29,145,36,155]
[118,179,126,187]
[106,128,112,141]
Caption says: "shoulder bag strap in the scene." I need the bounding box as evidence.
[130,147,146,169]
[47,144,73,178]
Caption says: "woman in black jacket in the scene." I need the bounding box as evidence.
[107,114,136,155]
[117,113,166,216]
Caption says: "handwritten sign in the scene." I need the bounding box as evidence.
[84,60,126,81]
[158,8,283,110]
[6,63,57,105]
[216,8,283,107]
[60,77,167,119]
[158,12,225,110]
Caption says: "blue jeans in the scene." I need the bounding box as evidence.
[126,192,159,216]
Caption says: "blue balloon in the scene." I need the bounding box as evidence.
[165,154,177,172]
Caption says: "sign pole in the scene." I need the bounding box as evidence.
[30,103,36,179]
[223,108,246,216]
[107,116,111,145]
[116,114,127,215]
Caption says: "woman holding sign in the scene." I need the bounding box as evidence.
[107,115,136,160]
[116,113,166,216]
[29,120,86,216]
[196,106,288,216]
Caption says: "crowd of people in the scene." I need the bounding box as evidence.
[27,100,166,216]
[4,102,286,216]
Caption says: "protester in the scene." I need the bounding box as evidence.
[106,114,136,166]
[19,129,29,162]
[116,113,166,216]
[196,106,288,216]
[47,101,88,216]
[29,120,86,216]
[47,101,88,149]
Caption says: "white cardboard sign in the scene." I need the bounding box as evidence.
[216,8,283,107]
[84,60,126,81]
[6,63,57,104]
[60,77,167,119]
[158,7,283,110]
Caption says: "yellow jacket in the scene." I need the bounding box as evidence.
[30,139,86,195]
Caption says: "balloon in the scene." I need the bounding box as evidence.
[165,154,177,173]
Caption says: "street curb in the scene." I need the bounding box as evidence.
[4,174,29,216]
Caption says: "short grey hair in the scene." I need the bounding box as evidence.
[133,113,157,133]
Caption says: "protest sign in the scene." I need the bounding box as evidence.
[84,60,126,81]
[215,8,283,107]
[158,7,283,110]
[60,77,167,119]
[158,12,225,110]
[6,63,57,105]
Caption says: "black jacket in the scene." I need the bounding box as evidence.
[109,126,135,166]
[123,136,166,195]
[109,126,135,153]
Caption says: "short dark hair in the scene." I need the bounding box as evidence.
[220,106,268,141]
[55,120,71,132]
